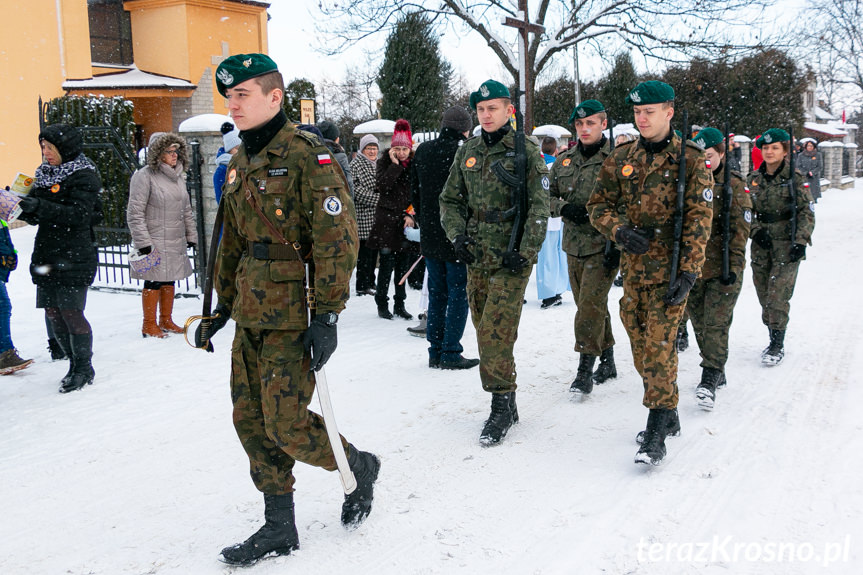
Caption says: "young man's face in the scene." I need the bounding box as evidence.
[574,115,607,146]
[225,78,283,132]
[704,147,724,170]
[633,103,674,142]
[476,98,514,133]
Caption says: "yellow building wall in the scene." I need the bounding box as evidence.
[1,0,92,187]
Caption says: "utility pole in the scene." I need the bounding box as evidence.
[503,0,544,133]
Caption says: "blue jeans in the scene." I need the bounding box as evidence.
[0,282,13,353]
[425,257,469,362]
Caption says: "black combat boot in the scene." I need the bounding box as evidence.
[695,367,723,410]
[342,445,382,529]
[393,301,413,320]
[636,407,681,444]
[762,329,785,366]
[569,354,596,394]
[479,392,515,447]
[59,333,94,393]
[676,324,689,353]
[509,391,519,424]
[635,408,677,466]
[47,337,67,360]
[377,305,394,320]
[592,346,617,385]
[219,493,299,566]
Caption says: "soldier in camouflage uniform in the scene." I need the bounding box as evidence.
[549,99,619,395]
[193,54,380,567]
[748,128,815,366]
[587,81,713,465]
[686,127,753,409]
[440,79,549,447]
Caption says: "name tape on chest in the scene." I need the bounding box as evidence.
[268,167,289,177]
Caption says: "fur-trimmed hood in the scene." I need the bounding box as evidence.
[146,132,188,171]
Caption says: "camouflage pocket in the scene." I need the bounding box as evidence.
[233,258,307,329]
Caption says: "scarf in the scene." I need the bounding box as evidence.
[34,154,96,188]
[578,135,607,160]
[240,110,288,157]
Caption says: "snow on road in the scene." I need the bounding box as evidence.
[1,182,860,574]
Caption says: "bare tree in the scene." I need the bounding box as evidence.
[803,0,863,112]
[317,0,777,127]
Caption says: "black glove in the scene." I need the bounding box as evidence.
[501,250,529,274]
[303,316,338,371]
[138,246,153,255]
[789,243,806,262]
[187,242,196,249]
[560,203,590,224]
[602,245,621,271]
[718,271,738,286]
[453,234,476,264]
[615,226,650,255]
[752,228,772,250]
[664,272,697,306]
[0,253,17,271]
[194,303,231,352]
[18,196,40,214]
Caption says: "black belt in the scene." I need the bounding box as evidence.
[475,208,515,223]
[756,210,792,223]
[248,241,300,260]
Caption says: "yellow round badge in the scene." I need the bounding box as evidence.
[275,209,283,216]
[465,157,477,168]
[50,184,60,193]
[562,158,571,167]
[227,169,237,184]
[621,164,634,177]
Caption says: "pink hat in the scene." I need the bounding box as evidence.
[391,119,413,148]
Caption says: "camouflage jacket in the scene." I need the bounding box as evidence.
[701,165,752,280]
[747,161,815,246]
[215,123,358,329]
[439,130,549,269]
[587,133,714,285]
[549,139,612,257]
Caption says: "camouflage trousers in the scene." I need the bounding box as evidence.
[567,252,616,356]
[467,266,531,393]
[230,326,349,494]
[686,274,744,370]
[619,282,685,409]
[751,242,801,331]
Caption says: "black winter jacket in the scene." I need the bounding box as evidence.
[410,127,466,262]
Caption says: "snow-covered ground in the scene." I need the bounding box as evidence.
[2,182,860,575]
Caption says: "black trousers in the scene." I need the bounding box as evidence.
[356,240,377,292]
[375,250,411,307]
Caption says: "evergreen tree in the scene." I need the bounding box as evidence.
[378,12,449,130]
[533,75,576,127]
[596,53,642,126]
[283,78,317,123]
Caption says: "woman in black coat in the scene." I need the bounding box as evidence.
[18,124,103,393]
[366,119,416,320]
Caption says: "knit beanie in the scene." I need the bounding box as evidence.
[317,120,340,141]
[221,122,242,152]
[441,106,472,132]
[359,134,379,151]
[391,119,413,148]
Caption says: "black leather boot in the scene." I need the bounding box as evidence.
[569,354,596,394]
[762,329,785,366]
[342,445,381,528]
[59,333,94,393]
[635,408,678,465]
[636,407,681,445]
[219,493,299,566]
[393,301,413,320]
[695,367,723,410]
[592,346,618,384]
[479,392,515,447]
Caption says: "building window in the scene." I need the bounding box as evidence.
[88,0,133,66]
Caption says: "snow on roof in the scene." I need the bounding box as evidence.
[804,121,847,137]
[533,125,572,138]
[178,114,234,133]
[354,119,396,134]
[63,65,195,90]
[814,106,838,121]
[733,134,752,143]
[606,123,640,138]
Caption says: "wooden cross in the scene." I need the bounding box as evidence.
[502,0,544,128]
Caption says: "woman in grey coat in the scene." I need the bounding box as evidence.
[797,139,823,202]
[127,132,197,338]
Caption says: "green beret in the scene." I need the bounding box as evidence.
[693,127,725,150]
[469,80,511,110]
[755,128,790,148]
[625,81,675,105]
[568,100,605,123]
[216,53,279,97]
